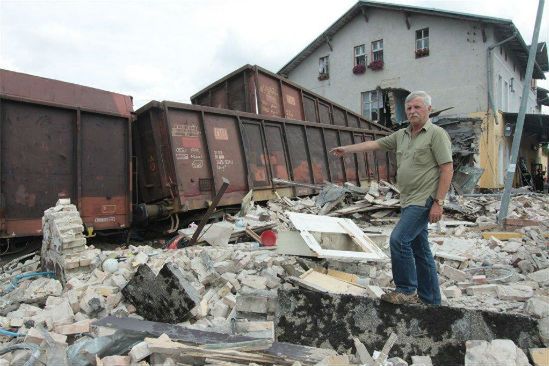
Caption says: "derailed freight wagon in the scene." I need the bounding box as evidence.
[0,69,132,238]
[190,64,391,131]
[133,101,395,222]
[191,64,395,182]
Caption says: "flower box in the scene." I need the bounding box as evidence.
[415,48,429,58]
[318,73,329,81]
[352,64,366,75]
[368,60,384,71]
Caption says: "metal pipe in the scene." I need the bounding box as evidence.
[487,32,517,123]
[498,0,545,224]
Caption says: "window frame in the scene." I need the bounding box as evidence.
[354,44,366,66]
[318,55,330,80]
[371,40,383,62]
[415,28,429,58]
[362,90,383,121]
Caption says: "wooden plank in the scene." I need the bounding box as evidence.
[319,195,346,215]
[380,180,400,194]
[245,227,262,242]
[370,218,399,223]
[330,203,370,215]
[529,348,549,366]
[481,232,524,240]
[370,209,394,219]
[201,339,273,352]
[324,268,359,284]
[145,337,278,364]
[298,270,369,296]
[504,218,542,228]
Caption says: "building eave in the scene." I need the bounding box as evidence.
[278,1,545,80]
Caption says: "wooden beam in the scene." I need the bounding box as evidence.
[325,36,333,52]
[481,232,524,240]
[480,23,487,43]
[361,7,369,22]
[404,12,411,30]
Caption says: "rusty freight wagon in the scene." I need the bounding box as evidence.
[191,64,392,133]
[0,69,132,238]
[133,101,394,223]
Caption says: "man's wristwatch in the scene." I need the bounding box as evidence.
[433,198,445,207]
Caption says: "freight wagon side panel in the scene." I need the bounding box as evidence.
[164,108,248,210]
[256,72,283,118]
[1,101,76,236]
[80,112,130,230]
[201,112,248,205]
[133,108,172,204]
[165,108,212,211]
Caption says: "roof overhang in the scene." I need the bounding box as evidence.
[502,112,549,143]
[537,87,549,107]
[278,1,546,79]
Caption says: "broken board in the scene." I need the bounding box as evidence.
[291,269,370,296]
[280,212,388,262]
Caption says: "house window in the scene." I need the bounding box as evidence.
[372,40,383,62]
[503,80,509,112]
[354,45,366,66]
[497,75,502,111]
[318,56,329,80]
[415,28,429,57]
[362,90,383,121]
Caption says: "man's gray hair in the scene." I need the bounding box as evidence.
[405,91,432,106]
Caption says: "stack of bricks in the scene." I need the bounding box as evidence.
[41,199,97,281]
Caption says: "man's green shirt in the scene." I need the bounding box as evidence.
[376,120,452,207]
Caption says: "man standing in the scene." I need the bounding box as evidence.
[330,91,453,305]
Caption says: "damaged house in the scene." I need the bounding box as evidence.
[278,1,549,191]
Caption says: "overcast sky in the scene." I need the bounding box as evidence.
[1,0,548,109]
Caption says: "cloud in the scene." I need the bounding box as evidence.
[0,0,546,112]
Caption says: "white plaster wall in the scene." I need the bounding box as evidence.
[492,48,538,114]
[286,8,533,117]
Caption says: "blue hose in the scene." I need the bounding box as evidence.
[3,271,55,294]
[0,328,20,337]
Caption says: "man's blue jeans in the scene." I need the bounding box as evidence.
[389,197,441,305]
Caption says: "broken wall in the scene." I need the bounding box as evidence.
[478,111,507,189]
[478,111,549,190]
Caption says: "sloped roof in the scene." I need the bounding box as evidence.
[278,1,546,79]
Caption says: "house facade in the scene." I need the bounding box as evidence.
[279,1,547,124]
[278,1,549,190]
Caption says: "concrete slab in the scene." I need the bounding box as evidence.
[275,289,543,365]
[121,263,197,323]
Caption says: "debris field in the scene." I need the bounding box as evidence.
[1,182,548,366]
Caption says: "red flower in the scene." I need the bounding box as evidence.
[368,60,384,70]
[353,64,366,74]
[415,48,429,57]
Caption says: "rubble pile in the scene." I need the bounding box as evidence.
[0,192,548,365]
[446,192,549,223]
[41,199,100,282]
